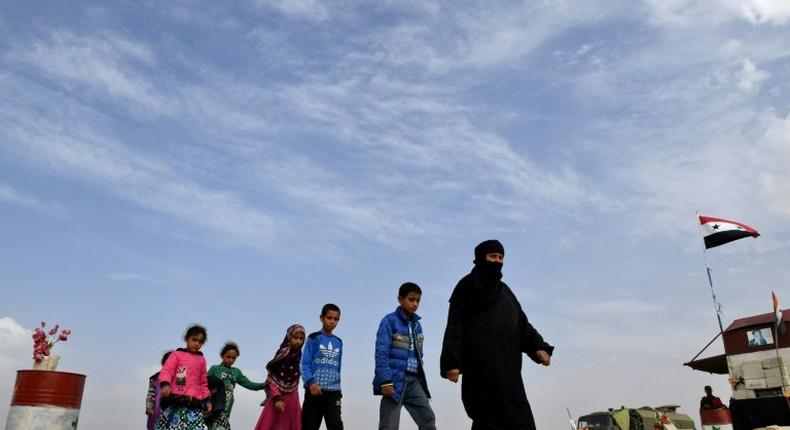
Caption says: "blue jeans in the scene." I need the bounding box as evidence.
[379,374,436,430]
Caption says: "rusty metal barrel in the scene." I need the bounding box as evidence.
[4,370,86,430]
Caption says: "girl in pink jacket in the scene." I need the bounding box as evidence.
[157,324,212,430]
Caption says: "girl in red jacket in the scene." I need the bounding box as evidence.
[157,324,212,430]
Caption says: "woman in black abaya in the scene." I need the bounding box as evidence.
[440,240,554,430]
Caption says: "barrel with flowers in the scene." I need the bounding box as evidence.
[3,322,83,430]
[4,370,86,430]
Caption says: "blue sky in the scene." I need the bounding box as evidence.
[2,0,790,428]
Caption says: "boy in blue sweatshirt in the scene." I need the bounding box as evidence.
[301,303,343,430]
[373,282,436,430]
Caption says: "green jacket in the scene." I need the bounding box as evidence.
[207,365,265,414]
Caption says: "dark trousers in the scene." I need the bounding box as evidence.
[302,390,343,430]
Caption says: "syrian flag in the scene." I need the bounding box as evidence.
[698,215,760,249]
[774,292,786,335]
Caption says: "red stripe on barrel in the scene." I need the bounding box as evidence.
[10,370,86,410]
[700,408,732,425]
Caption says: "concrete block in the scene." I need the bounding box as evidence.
[763,366,788,378]
[743,378,767,389]
[762,357,785,369]
[731,389,756,399]
[765,375,790,388]
[742,362,766,379]
[743,360,763,372]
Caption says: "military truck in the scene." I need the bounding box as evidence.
[577,405,696,430]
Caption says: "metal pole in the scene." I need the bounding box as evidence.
[566,407,577,430]
[697,212,725,335]
[771,299,790,410]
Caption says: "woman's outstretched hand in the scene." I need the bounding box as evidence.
[536,350,551,366]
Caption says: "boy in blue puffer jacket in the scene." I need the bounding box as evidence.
[373,282,436,430]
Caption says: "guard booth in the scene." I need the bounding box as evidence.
[685,310,790,430]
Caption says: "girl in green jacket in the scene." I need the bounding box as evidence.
[207,342,266,430]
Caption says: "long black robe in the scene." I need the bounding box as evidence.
[440,268,554,430]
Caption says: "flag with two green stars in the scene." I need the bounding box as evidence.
[698,215,760,249]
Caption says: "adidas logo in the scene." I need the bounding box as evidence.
[319,341,341,359]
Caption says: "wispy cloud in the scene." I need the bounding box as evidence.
[349,1,615,74]
[107,272,162,284]
[252,0,331,22]
[1,2,785,256]
[13,31,169,115]
[0,106,278,246]
[273,70,606,226]
[0,182,64,216]
[3,24,608,247]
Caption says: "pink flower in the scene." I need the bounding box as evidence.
[31,322,71,360]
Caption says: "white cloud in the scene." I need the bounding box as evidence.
[752,110,790,218]
[576,43,594,57]
[613,105,790,248]
[0,317,31,420]
[736,58,770,93]
[739,0,790,24]
[559,3,789,244]
[0,317,28,352]
[643,0,790,26]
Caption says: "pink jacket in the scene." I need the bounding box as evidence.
[159,349,210,400]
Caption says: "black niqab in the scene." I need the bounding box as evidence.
[473,239,505,264]
[451,240,505,311]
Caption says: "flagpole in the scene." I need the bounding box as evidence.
[566,406,577,430]
[697,212,725,335]
[775,326,790,407]
[773,293,790,410]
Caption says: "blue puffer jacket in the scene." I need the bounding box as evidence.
[372,307,430,402]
